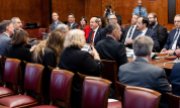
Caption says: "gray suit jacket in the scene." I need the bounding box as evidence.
[0,33,11,55]
[118,57,171,93]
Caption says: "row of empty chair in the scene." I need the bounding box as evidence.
[0,56,180,108]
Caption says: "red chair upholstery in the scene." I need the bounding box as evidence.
[0,58,21,98]
[0,63,44,108]
[32,69,74,108]
[124,86,161,108]
[81,76,111,108]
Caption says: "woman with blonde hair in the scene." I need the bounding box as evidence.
[59,29,102,107]
[60,29,101,75]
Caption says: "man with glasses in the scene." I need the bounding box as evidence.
[161,14,180,55]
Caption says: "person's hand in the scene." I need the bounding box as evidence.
[90,46,100,60]
[175,49,180,57]
[125,39,133,45]
[160,48,167,54]
[167,50,174,55]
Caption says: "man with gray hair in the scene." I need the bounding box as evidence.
[118,36,171,93]
[11,17,23,30]
[0,20,14,55]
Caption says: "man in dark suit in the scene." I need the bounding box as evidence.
[136,16,160,52]
[67,13,79,29]
[119,36,171,93]
[161,14,180,55]
[170,63,180,96]
[148,12,168,50]
[87,17,104,46]
[49,12,62,31]
[123,14,141,46]
[0,20,14,55]
[95,23,128,66]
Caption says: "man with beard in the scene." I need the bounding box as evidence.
[148,12,168,50]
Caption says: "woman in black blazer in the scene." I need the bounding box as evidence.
[5,29,31,62]
[59,29,102,108]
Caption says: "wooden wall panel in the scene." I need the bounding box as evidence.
[85,0,102,20]
[52,0,85,23]
[0,0,50,27]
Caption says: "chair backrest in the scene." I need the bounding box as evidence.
[115,82,126,102]
[0,55,6,83]
[124,86,161,108]
[24,63,44,94]
[3,58,21,85]
[166,93,180,108]
[50,69,74,108]
[81,76,111,108]
[101,59,118,84]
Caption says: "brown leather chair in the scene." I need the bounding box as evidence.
[0,55,6,83]
[101,59,118,86]
[107,82,124,108]
[0,58,21,98]
[81,76,111,108]
[165,93,180,108]
[0,63,44,108]
[32,69,74,108]
[124,86,161,108]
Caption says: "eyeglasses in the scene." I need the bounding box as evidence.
[174,20,180,23]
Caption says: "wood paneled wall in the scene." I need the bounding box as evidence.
[0,0,179,28]
[52,0,85,23]
[0,0,50,27]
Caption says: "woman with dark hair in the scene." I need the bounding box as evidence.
[79,16,91,40]
[5,29,31,62]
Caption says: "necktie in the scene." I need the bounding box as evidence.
[90,30,95,44]
[128,26,134,38]
[139,6,142,16]
[171,29,180,50]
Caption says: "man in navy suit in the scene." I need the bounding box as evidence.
[49,12,62,31]
[136,17,160,52]
[67,13,79,29]
[87,17,104,46]
[161,14,180,55]
[123,14,141,47]
[0,20,14,55]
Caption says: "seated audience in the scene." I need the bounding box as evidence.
[161,14,180,55]
[0,20,14,55]
[5,29,31,62]
[96,23,128,66]
[148,12,168,50]
[170,63,180,96]
[79,16,91,40]
[119,36,171,93]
